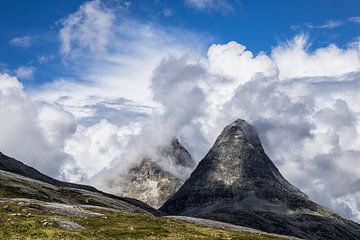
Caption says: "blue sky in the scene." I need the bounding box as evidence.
[1,0,360,86]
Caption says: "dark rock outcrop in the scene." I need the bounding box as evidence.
[161,119,360,239]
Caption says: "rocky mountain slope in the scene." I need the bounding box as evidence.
[161,119,360,240]
[0,151,159,216]
[0,150,294,239]
[0,151,96,191]
[118,138,195,208]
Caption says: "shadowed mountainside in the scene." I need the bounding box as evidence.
[161,119,360,240]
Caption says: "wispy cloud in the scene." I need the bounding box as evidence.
[38,54,56,64]
[185,0,236,13]
[349,16,360,24]
[59,0,115,57]
[292,20,344,30]
[9,36,33,48]
[15,66,36,80]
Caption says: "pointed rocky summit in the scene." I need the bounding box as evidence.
[161,119,360,239]
[119,138,195,209]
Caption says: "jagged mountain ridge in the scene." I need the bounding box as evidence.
[121,158,183,209]
[118,138,195,208]
[161,119,360,240]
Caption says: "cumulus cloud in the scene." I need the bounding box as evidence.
[0,73,76,177]
[15,66,36,80]
[9,36,32,47]
[62,119,141,182]
[272,34,360,79]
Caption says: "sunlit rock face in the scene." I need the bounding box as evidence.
[161,119,360,240]
[120,139,195,209]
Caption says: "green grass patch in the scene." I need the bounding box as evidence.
[0,201,287,240]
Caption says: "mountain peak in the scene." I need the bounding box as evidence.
[110,138,195,209]
[220,119,263,151]
[160,119,360,240]
[161,120,304,205]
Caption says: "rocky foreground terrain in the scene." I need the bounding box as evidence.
[161,119,360,240]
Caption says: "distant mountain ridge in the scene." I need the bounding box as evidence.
[111,138,196,208]
[161,119,360,240]
[0,151,96,191]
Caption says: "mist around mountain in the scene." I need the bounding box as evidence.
[92,138,196,209]
[1,119,360,239]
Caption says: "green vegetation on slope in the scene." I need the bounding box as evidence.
[0,200,287,240]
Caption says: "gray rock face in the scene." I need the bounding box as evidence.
[160,138,195,169]
[161,119,360,240]
[121,158,183,209]
[52,218,85,231]
[120,139,195,209]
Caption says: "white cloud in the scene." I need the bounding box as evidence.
[38,55,56,64]
[349,16,360,24]
[292,20,344,31]
[308,20,343,29]
[9,36,32,47]
[185,0,234,13]
[0,73,76,177]
[15,66,36,80]
[62,119,140,182]
[272,34,360,79]
[317,20,344,29]
[59,0,115,57]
